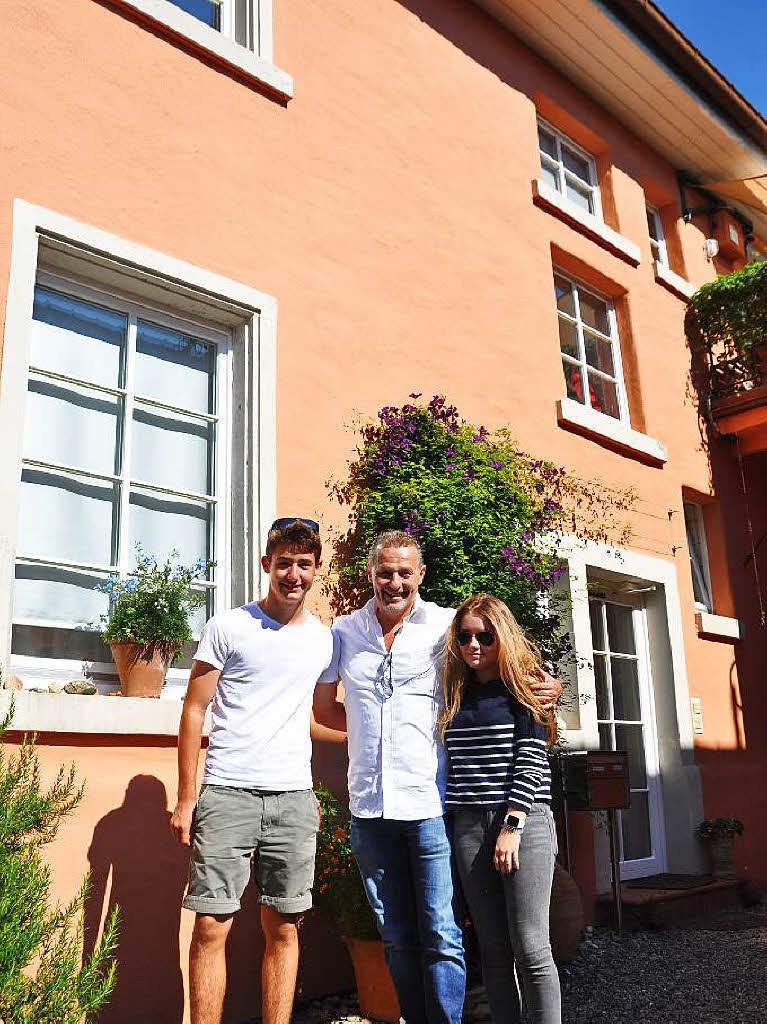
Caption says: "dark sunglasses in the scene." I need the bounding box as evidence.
[270,517,320,532]
[456,629,496,648]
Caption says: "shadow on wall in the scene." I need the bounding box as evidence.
[83,775,189,1024]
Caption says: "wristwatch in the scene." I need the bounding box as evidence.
[501,813,525,834]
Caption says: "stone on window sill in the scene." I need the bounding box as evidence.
[556,397,667,464]
[532,179,641,265]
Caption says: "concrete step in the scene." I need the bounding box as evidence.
[595,878,742,930]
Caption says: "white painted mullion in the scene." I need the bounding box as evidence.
[257,0,272,61]
[607,303,630,424]
[118,313,138,578]
[571,283,589,406]
[212,337,232,615]
[555,135,566,196]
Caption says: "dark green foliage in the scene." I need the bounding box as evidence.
[0,706,119,1022]
[697,816,744,839]
[99,548,213,665]
[685,259,767,359]
[313,785,379,941]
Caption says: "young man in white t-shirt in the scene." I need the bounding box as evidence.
[170,519,333,1024]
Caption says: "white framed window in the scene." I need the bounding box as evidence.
[553,272,628,422]
[683,501,713,613]
[537,119,602,220]
[646,206,668,267]
[168,0,260,52]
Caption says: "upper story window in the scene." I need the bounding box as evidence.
[537,119,601,220]
[554,272,627,422]
[683,501,713,613]
[169,0,257,50]
[646,206,668,267]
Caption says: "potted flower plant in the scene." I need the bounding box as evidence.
[98,548,212,698]
[696,817,744,877]
[314,785,400,1023]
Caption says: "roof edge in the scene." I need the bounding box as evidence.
[600,0,767,153]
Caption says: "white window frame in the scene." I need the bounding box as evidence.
[537,118,602,222]
[683,501,713,613]
[15,271,231,648]
[0,200,277,694]
[646,205,668,268]
[553,271,629,424]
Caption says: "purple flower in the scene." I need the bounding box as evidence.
[409,392,423,399]
[445,462,456,472]
[492,461,504,470]
[472,426,489,443]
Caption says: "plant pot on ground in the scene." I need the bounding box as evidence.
[697,817,744,878]
[98,548,212,698]
[314,785,400,1024]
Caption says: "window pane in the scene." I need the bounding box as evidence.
[589,599,606,651]
[646,208,661,242]
[12,623,109,662]
[562,360,584,404]
[129,490,212,569]
[587,372,620,418]
[621,791,652,861]
[132,405,214,496]
[31,287,125,388]
[611,658,642,721]
[594,653,610,720]
[598,722,613,751]
[615,723,647,788]
[13,563,108,630]
[583,330,615,376]
[538,125,557,159]
[540,161,559,191]
[606,603,636,654]
[23,377,120,476]
[554,275,576,316]
[565,178,594,214]
[562,145,590,182]
[175,591,215,669]
[578,290,611,335]
[18,469,118,566]
[167,0,221,29]
[135,321,215,414]
[235,0,251,47]
[558,318,579,358]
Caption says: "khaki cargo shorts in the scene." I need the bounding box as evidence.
[183,785,320,916]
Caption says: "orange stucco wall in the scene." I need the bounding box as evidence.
[2,0,766,1018]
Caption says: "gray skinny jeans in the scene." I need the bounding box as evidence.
[452,802,561,1024]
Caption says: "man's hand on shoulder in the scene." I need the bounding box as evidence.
[531,665,562,709]
[170,799,196,846]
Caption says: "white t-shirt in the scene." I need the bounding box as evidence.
[195,602,334,790]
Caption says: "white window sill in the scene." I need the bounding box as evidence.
[695,611,741,642]
[556,396,667,464]
[654,260,696,300]
[111,0,293,99]
[0,690,211,737]
[532,179,641,266]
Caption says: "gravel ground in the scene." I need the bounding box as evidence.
[291,905,767,1024]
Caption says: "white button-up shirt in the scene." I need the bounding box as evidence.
[319,596,455,820]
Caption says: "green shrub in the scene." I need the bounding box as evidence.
[685,259,767,359]
[0,704,118,1022]
[697,816,744,840]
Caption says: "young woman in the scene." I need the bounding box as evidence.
[440,594,561,1024]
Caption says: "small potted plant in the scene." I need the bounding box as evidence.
[98,548,212,698]
[696,817,744,877]
[314,785,400,1023]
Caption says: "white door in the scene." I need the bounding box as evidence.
[588,595,666,879]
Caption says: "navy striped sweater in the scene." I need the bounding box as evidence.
[444,679,551,812]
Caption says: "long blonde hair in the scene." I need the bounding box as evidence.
[438,594,557,745]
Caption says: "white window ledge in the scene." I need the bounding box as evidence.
[654,260,696,300]
[532,179,641,266]
[556,397,667,464]
[695,611,741,642]
[110,0,293,99]
[0,690,211,737]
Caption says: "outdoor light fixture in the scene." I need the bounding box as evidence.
[704,237,720,259]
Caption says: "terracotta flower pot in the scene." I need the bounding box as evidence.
[707,834,736,878]
[549,862,584,963]
[109,641,177,698]
[342,936,400,1024]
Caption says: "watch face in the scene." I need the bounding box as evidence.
[504,814,521,830]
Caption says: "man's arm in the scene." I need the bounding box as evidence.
[312,680,347,735]
[531,666,563,709]
[170,660,220,846]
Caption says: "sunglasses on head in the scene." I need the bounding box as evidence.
[456,629,496,648]
[270,517,320,533]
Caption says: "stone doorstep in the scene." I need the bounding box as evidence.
[595,879,742,928]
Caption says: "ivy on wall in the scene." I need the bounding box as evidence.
[685,260,767,360]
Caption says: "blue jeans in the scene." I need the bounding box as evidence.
[351,815,466,1024]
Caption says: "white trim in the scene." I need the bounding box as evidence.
[0,200,277,683]
[646,205,668,268]
[695,611,741,642]
[532,178,642,265]
[537,117,603,221]
[556,396,668,464]
[108,0,292,99]
[654,260,696,300]
[683,500,713,613]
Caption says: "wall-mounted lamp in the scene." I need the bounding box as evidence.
[704,237,720,259]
